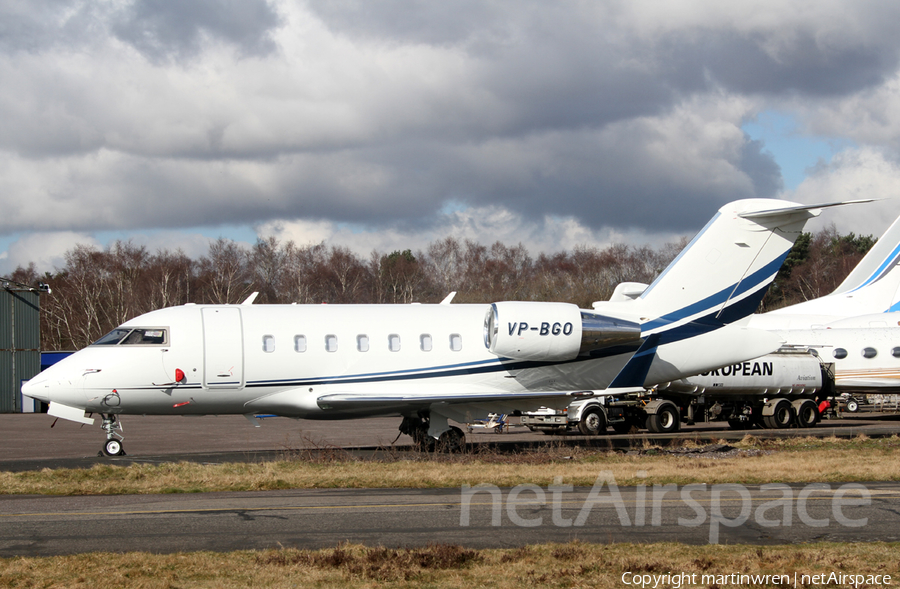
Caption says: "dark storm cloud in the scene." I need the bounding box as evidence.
[111,0,282,62]
[670,31,895,97]
[293,1,896,233]
[308,0,508,48]
[1,0,282,59]
[5,1,900,247]
[0,0,101,53]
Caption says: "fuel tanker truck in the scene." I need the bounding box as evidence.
[520,348,835,434]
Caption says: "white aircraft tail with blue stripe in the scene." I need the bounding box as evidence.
[596,198,862,387]
[603,199,853,333]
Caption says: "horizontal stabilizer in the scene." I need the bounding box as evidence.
[737,199,873,219]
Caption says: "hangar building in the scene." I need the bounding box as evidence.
[1,279,44,412]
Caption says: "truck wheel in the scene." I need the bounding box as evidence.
[578,407,607,435]
[763,399,794,429]
[846,398,859,412]
[646,404,680,433]
[795,400,819,428]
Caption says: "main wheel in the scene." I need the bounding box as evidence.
[578,407,607,435]
[646,404,680,433]
[103,439,124,456]
[437,426,465,453]
[763,400,794,429]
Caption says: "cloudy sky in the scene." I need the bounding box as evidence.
[3,0,900,275]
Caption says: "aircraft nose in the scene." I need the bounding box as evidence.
[21,377,50,404]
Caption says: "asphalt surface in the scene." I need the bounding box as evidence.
[2,410,900,472]
[1,483,898,556]
[2,411,899,556]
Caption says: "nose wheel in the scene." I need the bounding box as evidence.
[100,414,126,456]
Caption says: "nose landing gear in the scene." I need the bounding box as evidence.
[100,414,126,456]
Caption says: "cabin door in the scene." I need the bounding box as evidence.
[201,307,245,389]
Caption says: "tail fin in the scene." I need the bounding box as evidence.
[766,201,900,319]
[596,198,861,390]
[831,209,900,311]
[621,199,847,332]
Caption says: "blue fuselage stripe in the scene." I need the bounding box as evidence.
[848,242,900,293]
[641,253,787,332]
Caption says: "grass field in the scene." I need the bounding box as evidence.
[2,435,898,588]
[1,434,898,496]
[1,542,897,588]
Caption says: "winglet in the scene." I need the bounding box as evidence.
[241,292,259,305]
[440,292,457,305]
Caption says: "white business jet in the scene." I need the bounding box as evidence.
[22,199,840,455]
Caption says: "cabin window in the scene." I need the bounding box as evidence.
[91,327,168,346]
[833,348,848,359]
[262,335,275,353]
[357,335,370,352]
[450,333,462,351]
[294,335,307,353]
[325,334,338,352]
[389,334,401,352]
[862,347,878,359]
[420,334,433,352]
[892,347,900,358]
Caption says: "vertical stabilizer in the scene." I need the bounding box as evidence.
[625,199,830,333]
[823,208,900,313]
[762,202,900,320]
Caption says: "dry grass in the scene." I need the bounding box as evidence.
[1,435,899,496]
[2,437,898,587]
[1,542,898,588]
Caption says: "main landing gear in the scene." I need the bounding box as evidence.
[100,414,126,456]
[399,414,465,453]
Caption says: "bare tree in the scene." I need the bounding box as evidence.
[13,225,871,351]
[197,238,254,304]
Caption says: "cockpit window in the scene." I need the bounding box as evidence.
[92,328,168,346]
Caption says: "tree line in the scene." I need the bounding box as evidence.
[7,226,873,351]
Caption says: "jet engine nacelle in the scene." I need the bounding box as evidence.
[484,302,642,362]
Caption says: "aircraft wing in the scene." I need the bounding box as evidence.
[244,387,621,420]
[316,389,602,414]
